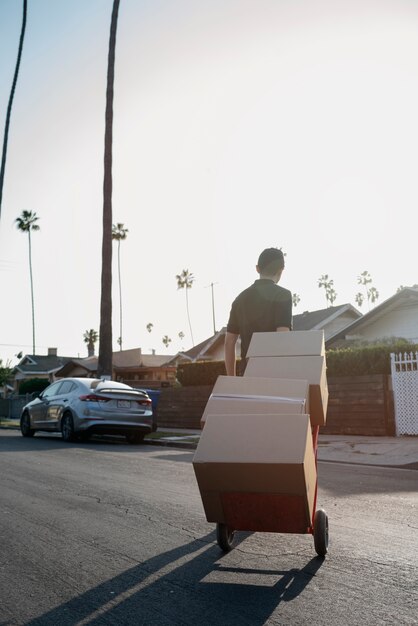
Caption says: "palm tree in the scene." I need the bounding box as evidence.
[162,335,172,349]
[83,329,99,357]
[0,0,27,219]
[292,293,301,308]
[112,222,128,350]
[98,0,121,378]
[15,210,40,355]
[318,274,337,307]
[176,269,195,346]
[146,322,153,333]
[357,270,379,310]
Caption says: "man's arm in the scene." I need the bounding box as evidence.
[224,332,238,376]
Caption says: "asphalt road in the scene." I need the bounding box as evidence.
[1,429,417,626]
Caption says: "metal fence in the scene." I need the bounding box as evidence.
[0,396,31,419]
[390,352,418,435]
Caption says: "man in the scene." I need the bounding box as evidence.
[225,247,292,376]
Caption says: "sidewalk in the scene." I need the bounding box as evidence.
[153,428,418,469]
[2,421,418,468]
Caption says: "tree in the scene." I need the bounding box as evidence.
[146,322,153,333]
[15,210,40,354]
[176,269,195,346]
[178,331,185,341]
[0,360,12,397]
[162,335,172,349]
[83,329,99,357]
[0,0,27,219]
[98,0,121,378]
[112,222,128,350]
[356,270,379,310]
[318,274,337,307]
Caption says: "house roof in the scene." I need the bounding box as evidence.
[293,303,361,331]
[47,357,97,378]
[325,287,418,347]
[14,354,74,375]
[168,305,362,363]
[167,328,228,364]
[54,349,176,377]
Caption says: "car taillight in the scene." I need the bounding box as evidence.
[136,399,152,406]
[79,394,110,403]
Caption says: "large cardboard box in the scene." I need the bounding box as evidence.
[247,330,325,358]
[201,396,306,429]
[200,375,309,428]
[245,356,328,426]
[193,413,317,532]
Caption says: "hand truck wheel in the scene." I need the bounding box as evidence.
[216,523,235,552]
[313,508,329,556]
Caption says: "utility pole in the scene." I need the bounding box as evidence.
[206,282,218,335]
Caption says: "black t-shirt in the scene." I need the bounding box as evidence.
[226,279,292,358]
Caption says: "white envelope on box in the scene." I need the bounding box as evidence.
[201,395,307,428]
[211,375,309,399]
[200,376,309,428]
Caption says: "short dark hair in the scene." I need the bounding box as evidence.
[257,247,285,274]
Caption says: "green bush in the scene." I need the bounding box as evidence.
[326,341,418,376]
[176,360,227,386]
[176,340,418,385]
[19,378,50,395]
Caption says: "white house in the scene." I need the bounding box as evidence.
[326,287,418,349]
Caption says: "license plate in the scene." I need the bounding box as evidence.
[117,400,131,408]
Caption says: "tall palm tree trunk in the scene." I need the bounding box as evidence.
[0,0,27,219]
[185,289,194,346]
[117,239,123,350]
[28,229,35,354]
[98,0,120,378]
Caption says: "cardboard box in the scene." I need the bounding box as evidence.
[193,413,317,532]
[201,396,306,429]
[200,375,309,428]
[245,356,328,426]
[247,330,325,358]
[210,375,310,399]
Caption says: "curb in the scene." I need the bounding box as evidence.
[145,438,197,450]
[0,425,199,450]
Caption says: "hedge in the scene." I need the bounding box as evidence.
[176,340,418,386]
[19,378,50,395]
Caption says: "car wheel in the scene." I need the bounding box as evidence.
[20,412,35,437]
[61,413,76,442]
[126,433,145,445]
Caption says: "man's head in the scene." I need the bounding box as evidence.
[256,247,285,282]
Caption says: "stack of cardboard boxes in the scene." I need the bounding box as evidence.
[193,331,328,533]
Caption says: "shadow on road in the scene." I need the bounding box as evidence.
[24,530,324,626]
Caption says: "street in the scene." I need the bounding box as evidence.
[0,429,417,626]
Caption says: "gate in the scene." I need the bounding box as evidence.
[390,352,418,435]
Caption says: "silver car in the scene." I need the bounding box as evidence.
[20,378,153,444]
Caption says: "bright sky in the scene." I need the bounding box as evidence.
[1,0,418,365]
